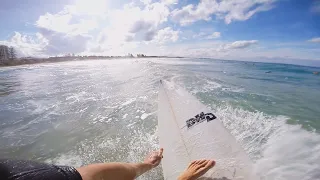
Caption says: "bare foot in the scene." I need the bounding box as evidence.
[178,160,215,180]
[144,148,164,168]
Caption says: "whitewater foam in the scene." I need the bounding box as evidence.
[215,104,320,180]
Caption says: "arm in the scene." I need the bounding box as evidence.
[77,148,163,180]
[77,162,151,180]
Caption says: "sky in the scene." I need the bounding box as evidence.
[0,0,320,63]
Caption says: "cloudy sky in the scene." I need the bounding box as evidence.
[0,0,320,62]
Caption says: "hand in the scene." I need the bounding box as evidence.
[178,160,215,180]
[144,148,164,168]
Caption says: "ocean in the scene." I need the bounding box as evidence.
[0,58,319,180]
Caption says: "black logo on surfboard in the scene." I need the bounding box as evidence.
[186,112,216,128]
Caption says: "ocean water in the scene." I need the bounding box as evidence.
[0,58,320,180]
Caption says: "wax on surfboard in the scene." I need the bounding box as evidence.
[158,80,257,180]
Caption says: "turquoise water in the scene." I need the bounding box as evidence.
[180,59,320,131]
[0,58,319,179]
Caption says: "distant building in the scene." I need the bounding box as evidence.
[137,54,146,57]
[127,53,134,58]
[0,45,9,63]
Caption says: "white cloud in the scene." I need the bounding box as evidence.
[3,0,172,56]
[147,40,259,58]
[147,40,320,61]
[171,4,203,26]
[36,11,72,34]
[36,6,99,35]
[308,37,320,43]
[161,0,178,5]
[39,29,92,55]
[0,32,48,57]
[33,5,96,56]
[156,40,320,61]
[109,1,170,42]
[24,0,108,56]
[153,27,180,44]
[171,0,276,26]
[1,30,92,57]
[140,0,178,6]
[206,32,221,39]
[0,0,109,57]
[89,27,180,55]
[191,31,221,40]
[192,32,207,39]
[3,0,319,62]
[88,1,174,54]
[140,0,152,5]
[223,40,258,50]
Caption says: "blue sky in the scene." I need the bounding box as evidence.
[0,0,320,63]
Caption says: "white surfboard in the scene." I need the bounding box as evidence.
[158,80,257,180]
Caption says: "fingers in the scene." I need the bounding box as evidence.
[192,160,201,167]
[197,160,215,171]
[188,160,198,168]
[158,148,164,157]
[193,160,215,178]
[196,160,206,165]
[210,160,215,168]
[189,160,216,171]
[195,160,208,170]
[157,148,163,159]
[204,160,215,168]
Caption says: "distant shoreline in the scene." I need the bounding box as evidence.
[0,56,184,67]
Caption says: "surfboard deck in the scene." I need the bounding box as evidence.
[158,80,257,180]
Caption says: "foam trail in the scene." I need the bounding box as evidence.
[215,105,320,180]
[255,125,320,180]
